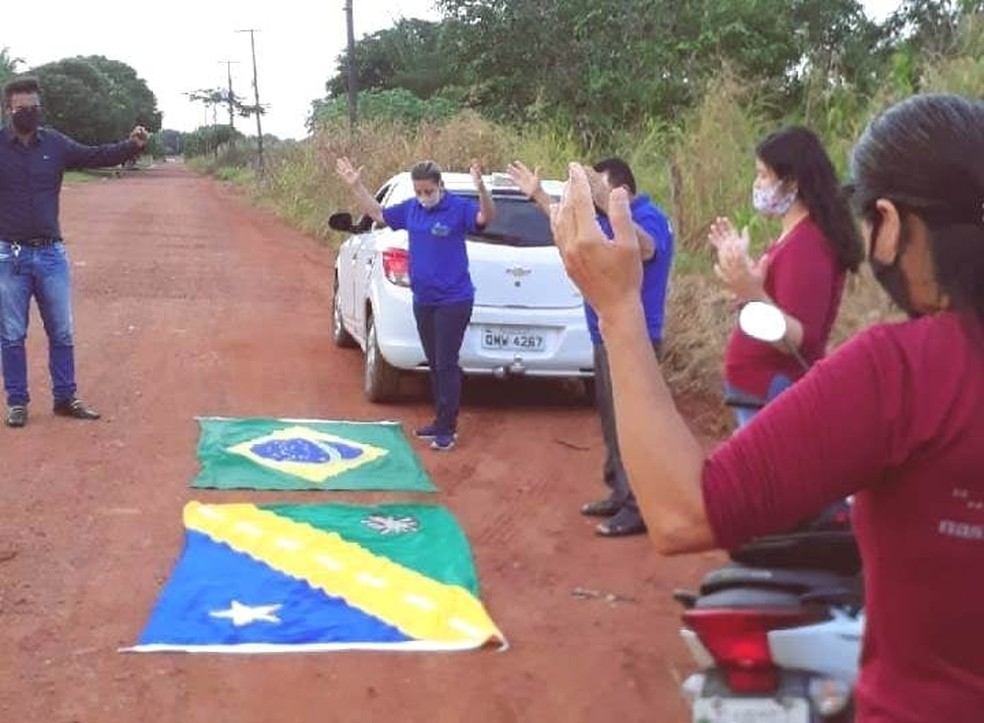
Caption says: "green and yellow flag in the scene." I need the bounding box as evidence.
[192,417,434,491]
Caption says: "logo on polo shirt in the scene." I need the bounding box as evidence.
[430,222,450,237]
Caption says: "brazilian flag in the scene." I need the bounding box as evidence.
[129,502,505,652]
[192,417,434,491]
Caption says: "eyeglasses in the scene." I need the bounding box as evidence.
[11,104,41,113]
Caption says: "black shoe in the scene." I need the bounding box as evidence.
[5,405,27,428]
[595,507,648,537]
[53,398,101,420]
[580,496,622,517]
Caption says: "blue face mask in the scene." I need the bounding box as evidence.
[752,182,797,217]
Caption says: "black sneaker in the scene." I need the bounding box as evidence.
[53,398,101,420]
[5,405,27,428]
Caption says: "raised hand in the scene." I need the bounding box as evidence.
[505,160,543,197]
[130,125,149,149]
[550,163,642,319]
[708,216,749,254]
[469,158,485,188]
[714,241,769,302]
[335,156,363,187]
[582,165,611,213]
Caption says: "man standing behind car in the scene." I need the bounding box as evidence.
[507,158,673,537]
[0,77,149,428]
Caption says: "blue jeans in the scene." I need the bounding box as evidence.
[413,300,473,435]
[0,241,77,406]
[725,374,793,429]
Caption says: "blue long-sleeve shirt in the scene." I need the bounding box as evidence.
[0,126,140,242]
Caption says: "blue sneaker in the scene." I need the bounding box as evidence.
[430,433,456,451]
[414,423,440,439]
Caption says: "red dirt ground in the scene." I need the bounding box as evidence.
[0,162,727,723]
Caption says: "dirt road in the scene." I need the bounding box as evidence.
[0,162,723,723]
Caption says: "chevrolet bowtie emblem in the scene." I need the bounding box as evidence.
[505,267,532,277]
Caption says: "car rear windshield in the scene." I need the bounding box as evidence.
[460,193,554,248]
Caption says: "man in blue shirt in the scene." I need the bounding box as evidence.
[1,77,148,427]
[507,158,674,537]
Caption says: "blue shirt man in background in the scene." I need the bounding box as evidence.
[506,157,674,537]
[0,77,148,427]
[581,158,673,537]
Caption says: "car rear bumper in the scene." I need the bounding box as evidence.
[374,299,594,377]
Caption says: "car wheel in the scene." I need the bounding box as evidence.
[331,275,356,348]
[364,312,401,403]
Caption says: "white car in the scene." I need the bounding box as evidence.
[329,170,594,402]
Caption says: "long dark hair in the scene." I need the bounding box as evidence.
[850,94,984,324]
[757,126,863,273]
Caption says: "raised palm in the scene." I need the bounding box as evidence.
[335,156,362,187]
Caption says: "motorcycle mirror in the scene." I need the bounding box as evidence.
[328,212,354,232]
[738,301,787,343]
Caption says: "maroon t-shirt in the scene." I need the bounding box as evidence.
[704,311,984,722]
[724,217,846,397]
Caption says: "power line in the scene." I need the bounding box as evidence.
[235,28,265,171]
[217,60,240,130]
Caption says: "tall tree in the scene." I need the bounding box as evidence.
[1,46,24,86]
[325,18,456,100]
[29,57,161,143]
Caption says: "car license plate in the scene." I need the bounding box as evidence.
[692,697,809,723]
[481,327,545,351]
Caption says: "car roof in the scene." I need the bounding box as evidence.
[389,171,565,198]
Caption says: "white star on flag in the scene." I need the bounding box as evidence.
[209,600,283,627]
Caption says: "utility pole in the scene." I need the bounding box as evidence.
[218,60,239,131]
[344,0,358,131]
[236,28,264,171]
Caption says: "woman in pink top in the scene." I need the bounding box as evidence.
[550,94,984,722]
[710,127,862,426]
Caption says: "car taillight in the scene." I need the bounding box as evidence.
[682,608,816,694]
[381,248,410,287]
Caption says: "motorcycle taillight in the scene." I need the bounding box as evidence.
[682,608,816,694]
[381,248,410,287]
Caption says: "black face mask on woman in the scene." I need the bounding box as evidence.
[11,106,41,135]
[868,214,923,319]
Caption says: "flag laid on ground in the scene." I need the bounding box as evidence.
[128,501,506,652]
[192,417,434,491]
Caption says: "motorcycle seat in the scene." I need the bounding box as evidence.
[700,564,859,596]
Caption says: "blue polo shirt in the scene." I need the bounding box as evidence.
[585,194,674,344]
[0,126,139,241]
[383,192,480,305]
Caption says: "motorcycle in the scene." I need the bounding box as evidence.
[673,301,864,723]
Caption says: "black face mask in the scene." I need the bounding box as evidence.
[11,106,41,135]
[868,215,922,319]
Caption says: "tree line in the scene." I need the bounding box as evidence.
[312,0,984,144]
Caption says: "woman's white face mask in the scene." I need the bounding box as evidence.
[417,189,442,209]
[752,181,798,217]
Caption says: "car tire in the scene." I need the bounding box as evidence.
[331,275,357,348]
[364,312,402,403]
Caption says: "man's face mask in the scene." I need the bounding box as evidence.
[752,181,797,217]
[10,105,42,135]
[868,213,922,319]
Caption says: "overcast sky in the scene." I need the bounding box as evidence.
[5,0,904,140]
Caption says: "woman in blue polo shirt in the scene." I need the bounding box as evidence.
[336,157,495,451]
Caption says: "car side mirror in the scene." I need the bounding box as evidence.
[738,301,787,343]
[328,212,355,232]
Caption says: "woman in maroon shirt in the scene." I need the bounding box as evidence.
[709,127,862,426]
[550,94,984,722]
